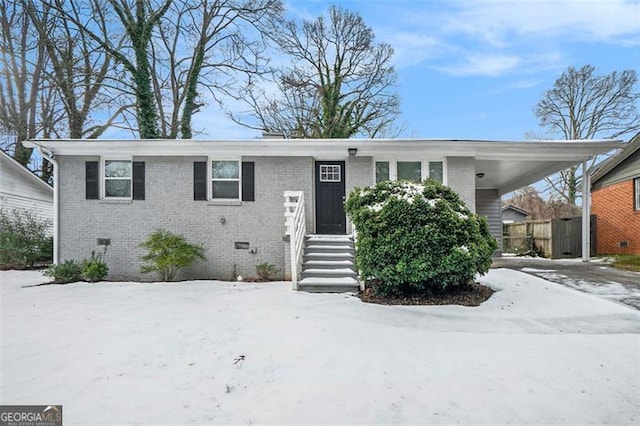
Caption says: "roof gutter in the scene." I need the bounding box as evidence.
[29,142,59,265]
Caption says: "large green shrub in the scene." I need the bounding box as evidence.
[139,229,206,281]
[345,180,497,297]
[0,208,52,268]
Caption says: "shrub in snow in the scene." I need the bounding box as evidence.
[255,261,279,281]
[345,180,497,296]
[45,259,82,283]
[139,229,206,281]
[81,251,109,282]
[0,208,52,269]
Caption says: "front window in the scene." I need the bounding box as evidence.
[397,161,422,182]
[104,160,132,198]
[429,161,443,183]
[212,160,240,199]
[375,161,389,183]
[635,177,640,211]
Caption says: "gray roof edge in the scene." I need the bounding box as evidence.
[591,132,640,185]
[501,204,531,216]
[0,149,53,193]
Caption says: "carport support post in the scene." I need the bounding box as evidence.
[581,161,591,262]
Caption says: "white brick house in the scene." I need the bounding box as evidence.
[23,138,621,287]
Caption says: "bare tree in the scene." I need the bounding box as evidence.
[234,5,400,138]
[49,0,173,139]
[150,0,282,138]
[507,186,581,220]
[535,65,640,204]
[0,0,52,166]
[25,1,129,140]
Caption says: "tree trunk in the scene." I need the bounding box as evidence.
[133,47,160,139]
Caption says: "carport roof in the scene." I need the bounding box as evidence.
[23,137,624,195]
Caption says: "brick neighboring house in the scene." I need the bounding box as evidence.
[591,133,640,255]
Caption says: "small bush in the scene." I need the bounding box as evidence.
[82,251,109,282]
[0,208,52,268]
[139,229,206,281]
[345,180,497,297]
[255,261,279,281]
[44,259,82,283]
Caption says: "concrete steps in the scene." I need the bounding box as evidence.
[298,235,359,293]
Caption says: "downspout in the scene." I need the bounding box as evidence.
[581,160,592,262]
[34,145,59,265]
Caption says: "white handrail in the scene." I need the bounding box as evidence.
[284,191,306,290]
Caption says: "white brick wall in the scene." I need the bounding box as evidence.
[446,157,476,212]
[58,156,314,281]
[345,156,374,233]
[58,154,493,280]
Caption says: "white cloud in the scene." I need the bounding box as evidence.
[510,79,543,90]
[369,0,637,77]
[377,32,445,68]
[436,53,521,77]
[442,0,640,46]
[435,50,566,77]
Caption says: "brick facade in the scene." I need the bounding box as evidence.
[591,179,640,255]
[57,155,497,280]
[447,157,476,212]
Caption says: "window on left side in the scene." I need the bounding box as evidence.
[104,160,132,198]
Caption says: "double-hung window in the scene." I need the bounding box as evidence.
[103,159,132,199]
[634,177,640,211]
[211,160,240,200]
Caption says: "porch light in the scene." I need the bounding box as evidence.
[348,147,358,156]
[476,172,485,179]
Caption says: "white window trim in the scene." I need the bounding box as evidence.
[101,157,133,200]
[209,158,242,201]
[428,160,447,185]
[319,164,342,182]
[373,159,447,185]
[634,177,640,211]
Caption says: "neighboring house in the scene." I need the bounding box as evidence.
[0,149,53,229]
[501,204,531,223]
[591,133,640,255]
[23,138,620,287]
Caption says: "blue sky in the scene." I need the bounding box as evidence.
[191,0,640,141]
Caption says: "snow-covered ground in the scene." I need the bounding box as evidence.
[495,256,640,310]
[1,269,639,425]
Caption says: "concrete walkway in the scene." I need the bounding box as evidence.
[492,256,640,310]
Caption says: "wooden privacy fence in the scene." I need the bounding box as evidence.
[503,216,596,259]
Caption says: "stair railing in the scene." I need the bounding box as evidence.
[284,191,306,290]
[350,225,364,291]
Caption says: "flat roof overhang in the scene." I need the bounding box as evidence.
[23,138,624,195]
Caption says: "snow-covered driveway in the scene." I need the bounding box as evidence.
[1,269,639,425]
